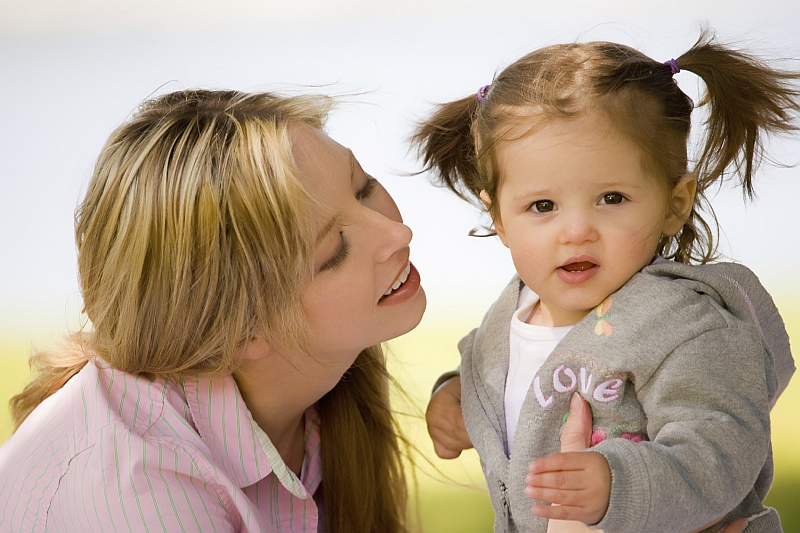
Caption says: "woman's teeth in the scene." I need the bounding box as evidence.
[384,263,411,296]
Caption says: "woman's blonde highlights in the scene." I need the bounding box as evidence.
[12,90,332,425]
[11,89,412,533]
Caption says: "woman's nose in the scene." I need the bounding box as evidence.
[368,209,413,263]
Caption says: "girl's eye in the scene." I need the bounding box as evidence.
[319,232,350,272]
[530,200,555,213]
[600,193,625,205]
[356,177,378,201]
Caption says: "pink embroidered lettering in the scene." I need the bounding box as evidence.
[533,376,554,409]
[553,365,577,393]
[531,365,623,410]
[593,379,623,403]
[579,367,593,394]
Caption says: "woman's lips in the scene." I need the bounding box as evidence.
[556,261,599,284]
[378,263,421,305]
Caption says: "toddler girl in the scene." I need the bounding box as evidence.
[415,31,797,533]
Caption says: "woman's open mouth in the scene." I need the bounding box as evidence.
[383,263,411,296]
[379,262,421,305]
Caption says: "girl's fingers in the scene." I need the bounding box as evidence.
[531,502,581,521]
[525,485,586,507]
[530,500,602,525]
[529,451,587,474]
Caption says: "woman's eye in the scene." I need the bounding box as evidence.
[356,177,378,201]
[530,200,555,213]
[600,193,625,205]
[319,232,350,272]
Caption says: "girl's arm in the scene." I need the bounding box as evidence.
[534,384,761,533]
[429,370,752,533]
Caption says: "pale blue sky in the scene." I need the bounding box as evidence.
[1,0,799,340]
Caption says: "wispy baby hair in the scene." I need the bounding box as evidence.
[413,29,800,263]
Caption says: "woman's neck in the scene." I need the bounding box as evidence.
[233,360,308,476]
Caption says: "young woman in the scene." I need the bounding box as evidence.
[0,89,426,533]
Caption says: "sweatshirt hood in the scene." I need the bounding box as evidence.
[644,260,795,407]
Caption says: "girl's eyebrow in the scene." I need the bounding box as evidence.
[512,188,551,201]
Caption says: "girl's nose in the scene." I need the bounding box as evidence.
[558,210,599,245]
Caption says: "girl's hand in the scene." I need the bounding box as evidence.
[540,393,751,533]
[426,375,472,459]
[526,447,612,524]
[545,392,599,533]
[527,392,611,524]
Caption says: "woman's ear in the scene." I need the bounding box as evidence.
[479,190,509,247]
[240,331,271,361]
[663,173,697,237]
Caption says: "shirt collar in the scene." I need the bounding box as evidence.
[181,374,321,499]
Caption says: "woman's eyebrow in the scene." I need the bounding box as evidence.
[348,151,357,185]
[316,217,338,243]
[316,151,356,244]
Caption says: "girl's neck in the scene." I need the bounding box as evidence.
[527,300,590,327]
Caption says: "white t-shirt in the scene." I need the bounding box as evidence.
[505,285,573,451]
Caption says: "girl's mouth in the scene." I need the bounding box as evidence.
[557,261,599,284]
[561,261,596,272]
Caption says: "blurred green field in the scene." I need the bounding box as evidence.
[1,297,798,532]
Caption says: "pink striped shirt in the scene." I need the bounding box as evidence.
[0,359,323,532]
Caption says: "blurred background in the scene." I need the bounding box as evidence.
[1,0,798,530]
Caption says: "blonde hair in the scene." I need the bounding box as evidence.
[414,30,800,263]
[11,89,410,533]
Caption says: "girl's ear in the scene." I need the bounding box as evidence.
[663,173,697,237]
[479,190,509,247]
[240,331,271,361]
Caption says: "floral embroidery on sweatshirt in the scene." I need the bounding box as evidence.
[589,424,647,447]
[594,297,614,337]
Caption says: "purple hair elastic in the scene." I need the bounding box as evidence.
[664,58,680,75]
[477,85,490,102]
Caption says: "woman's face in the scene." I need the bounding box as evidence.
[292,124,426,380]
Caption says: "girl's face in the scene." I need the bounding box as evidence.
[491,114,690,327]
[292,125,426,382]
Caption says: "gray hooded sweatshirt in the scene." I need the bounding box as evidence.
[459,261,794,533]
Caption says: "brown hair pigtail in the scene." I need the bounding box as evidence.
[412,95,485,204]
[678,30,800,198]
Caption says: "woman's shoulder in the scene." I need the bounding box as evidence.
[0,362,239,532]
